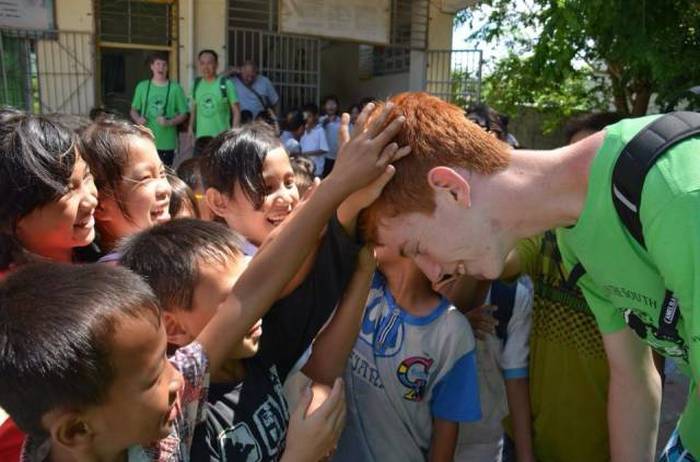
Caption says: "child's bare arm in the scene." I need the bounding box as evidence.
[505,378,536,462]
[429,418,459,462]
[302,246,375,385]
[282,379,346,462]
[197,103,409,372]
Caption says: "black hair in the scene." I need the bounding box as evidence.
[176,157,204,191]
[241,110,254,125]
[198,49,218,62]
[0,112,79,269]
[283,109,305,131]
[290,154,315,197]
[79,117,155,214]
[146,52,168,66]
[322,95,340,107]
[303,103,320,116]
[564,112,626,144]
[466,103,505,139]
[0,262,160,437]
[201,122,283,210]
[359,97,376,109]
[167,173,199,218]
[118,218,244,312]
[348,103,361,114]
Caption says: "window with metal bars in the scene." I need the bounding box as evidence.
[228,0,278,31]
[370,0,428,76]
[97,0,174,46]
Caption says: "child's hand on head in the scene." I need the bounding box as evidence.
[284,378,346,462]
[328,103,410,195]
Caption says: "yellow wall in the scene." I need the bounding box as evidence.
[427,0,453,50]
[36,0,94,114]
[55,0,93,32]
[179,0,228,91]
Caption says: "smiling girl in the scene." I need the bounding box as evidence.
[79,117,172,262]
[0,110,98,274]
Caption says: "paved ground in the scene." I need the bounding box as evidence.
[657,363,690,455]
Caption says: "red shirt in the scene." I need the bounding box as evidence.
[0,418,24,462]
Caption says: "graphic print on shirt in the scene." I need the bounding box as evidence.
[200,92,217,117]
[349,349,384,389]
[219,423,262,462]
[213,364,290,461]
[396,356,434,401]
[622,306,688,362]
[359,286,405,357]
[146,96,166,118]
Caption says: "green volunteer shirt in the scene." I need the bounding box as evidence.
[190,77,238,139]
[557,115,700,457]
[505,233,610,461]
[131,80,188,151]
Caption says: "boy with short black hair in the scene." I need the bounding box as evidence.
[119,218,375,461]
[300,103,329,176]
[190,49,241,156]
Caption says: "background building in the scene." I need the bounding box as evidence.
[0,0,481,116]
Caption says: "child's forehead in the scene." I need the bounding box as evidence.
[109,314,165,372]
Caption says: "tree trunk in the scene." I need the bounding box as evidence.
[607,65,630,115]
[631,79,652,116]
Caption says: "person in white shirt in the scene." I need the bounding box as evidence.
[300,103,329,177]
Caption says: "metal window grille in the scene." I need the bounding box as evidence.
[371,0,428,76]
[425,49,482,106]
[0,29,94,115]
[228,28,320,114]
[97,0,175,46]
[228,0,278,31]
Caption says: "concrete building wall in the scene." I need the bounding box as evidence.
[320,0,456,106]
[178,0,228,91]
[36,0,95,114]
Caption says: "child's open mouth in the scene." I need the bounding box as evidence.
[151,204,170,223]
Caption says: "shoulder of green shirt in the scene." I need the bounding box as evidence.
[225,79,238,103]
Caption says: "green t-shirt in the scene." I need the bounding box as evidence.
[507,233,610,461]
[557,115,700,457]
[190,77,238,139]
[131,80,188,151]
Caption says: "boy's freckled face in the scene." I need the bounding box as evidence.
[173,256,261,360]
[88,315,182,446]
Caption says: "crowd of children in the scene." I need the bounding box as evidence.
[2,90,686,462]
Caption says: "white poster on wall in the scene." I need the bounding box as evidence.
[280,0,391,45]
[0,0,54,30]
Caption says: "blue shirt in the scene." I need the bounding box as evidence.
[335,273,481,461]
[232,75,279,117]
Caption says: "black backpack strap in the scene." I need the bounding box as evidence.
[612,111,700,248]
[192,76,202,101]
[490,280,518,342]
[219,76,228,99]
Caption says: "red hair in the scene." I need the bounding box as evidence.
[361,92,510,242]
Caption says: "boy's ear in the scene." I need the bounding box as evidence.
[427,167,471,208]
[48,412,94,452]
[163,311,193,346]
[205,187,231,219]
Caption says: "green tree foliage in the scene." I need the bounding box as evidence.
[458,0,700,123]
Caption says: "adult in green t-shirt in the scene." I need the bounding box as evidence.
[189,49,240,156]
[363,92,700,462]
[130,52,188,167]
